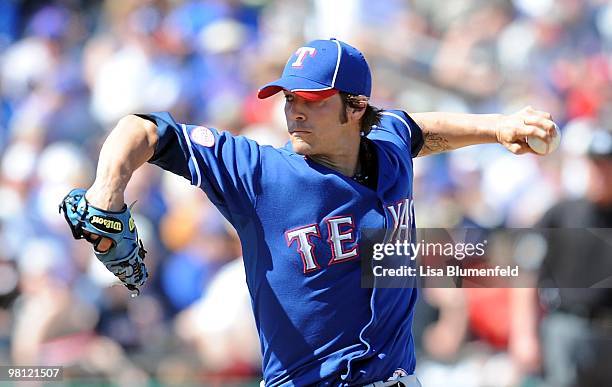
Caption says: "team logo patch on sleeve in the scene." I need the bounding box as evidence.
[190,126,215,147]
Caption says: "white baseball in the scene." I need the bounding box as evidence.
[527,124,561,155]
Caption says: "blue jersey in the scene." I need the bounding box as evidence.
[144,109,424,386]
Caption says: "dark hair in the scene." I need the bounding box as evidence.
[339,92,383,135]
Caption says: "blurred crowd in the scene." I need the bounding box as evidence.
[0,0,610,386]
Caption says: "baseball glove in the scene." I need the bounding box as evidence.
[59,188,148,294]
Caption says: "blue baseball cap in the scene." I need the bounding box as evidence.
[258,38,372,101]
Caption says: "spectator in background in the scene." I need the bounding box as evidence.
[535,128,612,387]
[175,257,260,376]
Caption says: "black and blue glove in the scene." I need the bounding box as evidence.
[59,188,148,294]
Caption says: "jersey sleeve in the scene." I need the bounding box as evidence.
[140,112,261,220]
[375,110,424,158]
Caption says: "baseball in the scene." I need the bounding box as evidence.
[527,124,561,155]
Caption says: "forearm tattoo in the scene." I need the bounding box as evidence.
[422,132,451,154]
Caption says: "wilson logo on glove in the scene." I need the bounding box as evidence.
[89,215,123,233]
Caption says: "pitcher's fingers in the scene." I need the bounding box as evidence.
[507,142,533,155]
[507,143,523,154]
[515,143,535,155]
[95,238,114,253]
[84,231,113,253]
[530,109,553,121]
[523,116,556,135]
[522,125,549,141]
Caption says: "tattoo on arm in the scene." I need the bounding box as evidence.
[420,132,451,156]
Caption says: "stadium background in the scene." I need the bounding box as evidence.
[0,0,610,386]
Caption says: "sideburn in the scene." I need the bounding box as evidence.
[339,107,349,125]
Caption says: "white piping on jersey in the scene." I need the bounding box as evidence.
[331,39,342,88]
[343,287,377,381]
[181,123,202,188]
[381,111,412,138]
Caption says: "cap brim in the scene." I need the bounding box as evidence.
[257,76,335,100]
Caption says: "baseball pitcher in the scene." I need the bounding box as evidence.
[60,39,557,386]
